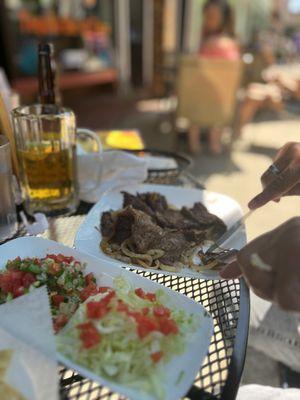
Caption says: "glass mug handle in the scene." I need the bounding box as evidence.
[76,128,103,196]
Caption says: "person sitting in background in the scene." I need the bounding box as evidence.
[199,0,239,61]
[221,142,300,399]
[188,0,240,155]
[234,11,297,140]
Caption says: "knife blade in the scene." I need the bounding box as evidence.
[206,209,254,253]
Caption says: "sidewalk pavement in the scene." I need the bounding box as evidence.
[190,119,300,241]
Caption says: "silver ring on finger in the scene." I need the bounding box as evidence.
[267,164,281,176]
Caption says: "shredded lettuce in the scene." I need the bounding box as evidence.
[57,275,199,400]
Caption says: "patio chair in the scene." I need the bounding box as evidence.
[174,55,242,149]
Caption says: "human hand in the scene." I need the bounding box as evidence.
[220,217,300,312]
[248,142,300,210]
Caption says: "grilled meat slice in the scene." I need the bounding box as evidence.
[121,192,226,240]
[155,209,199,230]
[130,208,165,253]
[122,192,154,217]
[122,191,168,216]
[101,211,116,239]
[158,232,191,265]
[101,207,134,245]
[181,203,226,239]
[127,208,191,265]
[182,229,206,243]
[139,192,168,213]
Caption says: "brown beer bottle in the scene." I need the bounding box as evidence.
[38,43,56,105]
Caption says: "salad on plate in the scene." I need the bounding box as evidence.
[57,276,200,400]
[0,254,99,332]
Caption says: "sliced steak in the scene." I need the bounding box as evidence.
[101,207,135,245]
[155,209,199,230]
[182,229,206,243]
[102,192,227,267]
[101,211,116,239]
[159,232,191,265]
[139,192,168,213]
[122,192,154,216]
[130,208,165,253]
[116,207,191,265]
[113,212,135,244]
[181,203,226,239]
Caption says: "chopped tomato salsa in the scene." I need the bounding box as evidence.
[0,254,100,333]
[0,270,36,298]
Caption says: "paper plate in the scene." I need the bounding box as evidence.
[0,237,214,400]
[75,184,246,280]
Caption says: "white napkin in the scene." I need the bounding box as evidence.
[78,150,148,203]
[0,287,58,400]
[144,155,178,170]
[237,385,300,400]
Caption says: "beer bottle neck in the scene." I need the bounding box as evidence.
[38,45,56,105]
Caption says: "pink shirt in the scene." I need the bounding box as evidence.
[199,36,240,61]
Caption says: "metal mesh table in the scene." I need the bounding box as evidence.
[58,273,249,400]
[12,174,250,400]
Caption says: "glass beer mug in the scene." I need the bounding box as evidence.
[0,136,18,242]
[11,105,102,216]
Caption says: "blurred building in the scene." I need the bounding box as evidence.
[0,0,299,101]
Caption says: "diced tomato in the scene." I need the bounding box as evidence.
[79,282,98,301]
[98,286,111,293]
[10,270,24,283]
[85,290,115,319]
[142,307,149,315]
[101,290,115,306]
[153,305,171,318]
[116,300,143,319]
[85,273,96,285]
[151,351,163,363]
[135,288,156,302]
[22,272,36,288]
[0,270,32,297]
[48,262,61,275]
[145,293,156,302]
[158,318,178,336]
[76,322,92,330]
[12,285,25,297]
[0,273,14,293]
[86,301,109,319]
[117,300,130,313]
[53,314,68,332]
[77,321,100,349]
[135,288,145,298]
[51,294,65,307]
[136,315,158,338]
[0,270,37,300]
[46,254,74,264]
[128,310,142,319]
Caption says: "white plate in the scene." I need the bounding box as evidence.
[75,184,246,280]
[0,237,214,400]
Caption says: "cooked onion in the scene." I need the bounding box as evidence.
[121,239,153,267]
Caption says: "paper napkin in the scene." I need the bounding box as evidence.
[0,287,58,400]
[78,150,148,203]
